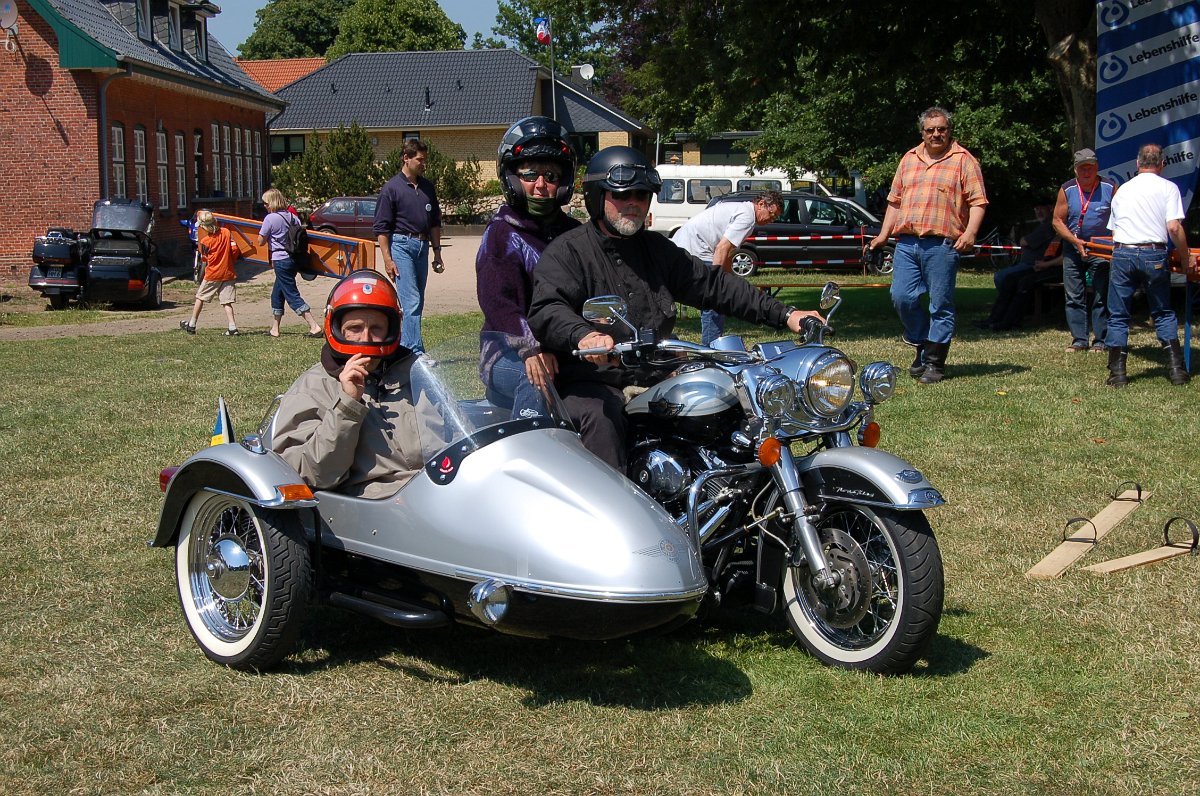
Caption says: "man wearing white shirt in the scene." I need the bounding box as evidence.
[1104,143,1195,387]
[673,191,783,344]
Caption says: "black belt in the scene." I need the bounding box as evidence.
[1114,242,1166,249]
[393,230,428,241]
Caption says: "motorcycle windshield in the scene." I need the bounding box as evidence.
[408,336,576,466]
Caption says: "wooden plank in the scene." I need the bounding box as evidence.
[1082,544,1194,574]
[213,213,374,278]
[1025,489,1151,579]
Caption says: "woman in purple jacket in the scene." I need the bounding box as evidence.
[476,117,580,415]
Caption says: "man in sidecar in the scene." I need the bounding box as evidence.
[528,146,824,469]
[272,270,429,499]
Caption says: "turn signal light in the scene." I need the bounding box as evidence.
[860,422,881,448]
[278,483,315,501]
[159,466,179,492]
[757,437,782,466]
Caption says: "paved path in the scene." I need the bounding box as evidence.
[0,235,483,341]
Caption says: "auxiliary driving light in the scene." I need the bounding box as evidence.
[860,361,897,404]
[756,374,796,417]
[468,579,512,625]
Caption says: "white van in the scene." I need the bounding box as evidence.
[649,164,831,237]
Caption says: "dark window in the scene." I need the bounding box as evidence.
[270,135,306,166]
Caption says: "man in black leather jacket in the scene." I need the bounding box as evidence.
[529,146,822,469]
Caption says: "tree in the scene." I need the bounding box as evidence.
[325,0,466,60]
[1035,0,1097,151]
[474,0,611,79]
[270,123,378,208]
[237,0,352,59]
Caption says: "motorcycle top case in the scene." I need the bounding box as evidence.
[91,199,154,235]
[32,235,84,265]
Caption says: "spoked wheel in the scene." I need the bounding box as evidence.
[731,249,758,278]
[781,504,943,674]
[175,492,311,670]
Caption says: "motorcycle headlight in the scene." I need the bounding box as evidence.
[799,351,854,418]
[756,374,796,417]
[860,361,897,404]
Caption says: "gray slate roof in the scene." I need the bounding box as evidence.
[43,0,279,105]
[270,49,647,135]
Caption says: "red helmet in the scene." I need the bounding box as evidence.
[323,270,402,358]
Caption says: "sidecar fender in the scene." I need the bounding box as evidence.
[795,446,945,510]
[150,443,317,548]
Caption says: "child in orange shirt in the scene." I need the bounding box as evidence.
[180,210,241,335]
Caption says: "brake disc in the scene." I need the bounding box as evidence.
[799,527,872,628]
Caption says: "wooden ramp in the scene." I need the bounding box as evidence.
[1083,517,1198,574]
[214,213,375,278]
[1026,488,1150,579]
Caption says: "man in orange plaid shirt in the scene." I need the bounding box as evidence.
[869,107,988,383]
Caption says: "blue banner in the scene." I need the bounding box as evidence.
[1096,0,1200,207]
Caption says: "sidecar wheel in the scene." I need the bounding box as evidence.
[781,504,943,674]
[175,492,311,670]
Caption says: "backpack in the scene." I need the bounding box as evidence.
[277,211,310,261]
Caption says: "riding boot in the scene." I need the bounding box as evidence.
[918,341,949,384]
[903,338,926,377]
[1105,347,1128,388]
[1165,339,1190,385]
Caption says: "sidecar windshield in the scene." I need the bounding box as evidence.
[408,336,576,468]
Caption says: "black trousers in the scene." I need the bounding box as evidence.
[557,379,628,470]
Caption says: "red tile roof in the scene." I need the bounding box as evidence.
[235,58,327,93]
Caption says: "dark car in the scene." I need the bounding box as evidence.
[28,199,163,310]
[307,196,379,240]
[706,191,891,277]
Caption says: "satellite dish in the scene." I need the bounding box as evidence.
[578,64,595,80]
[0,1,16,31]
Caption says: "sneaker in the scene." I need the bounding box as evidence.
[224,329,240,336]
[179,321,196,335]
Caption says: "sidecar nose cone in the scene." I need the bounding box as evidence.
[206,537,252,600]
[468,579,511,626]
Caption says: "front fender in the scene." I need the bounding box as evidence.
[794,446,944,510]
[150,443,317,548]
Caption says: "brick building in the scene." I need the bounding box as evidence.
[264,50,652,180]
[0,0,284,274]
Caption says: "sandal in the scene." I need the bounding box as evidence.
[305,331,324,338]
[1064,343,1087,352]
[1089,342,1106,352]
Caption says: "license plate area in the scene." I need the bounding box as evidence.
[48,266,62,279]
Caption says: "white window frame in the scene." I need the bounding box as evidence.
[133,127,148,203]
[168,4,181,51]
[156,129,169,210]
[211,123,220,195]
[193,130,203,196]
[222,124,232,197]
[175,132,187,209]
[196,17,208,62]
[136,0,151,41]
[234,127,242,198]
[243,129,253,199]
[111,124,126,199]
[254,131,263,197]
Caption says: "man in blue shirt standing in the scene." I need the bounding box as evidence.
[1051,148,1116,352]
[373,138,444,353]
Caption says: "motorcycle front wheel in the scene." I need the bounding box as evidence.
[780,503,943,674]
[175,492,311,670]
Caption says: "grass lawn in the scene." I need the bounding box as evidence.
[1,270,1198,794]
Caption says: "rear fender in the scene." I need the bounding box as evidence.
[794,446,944,510]
[150,444,317,548]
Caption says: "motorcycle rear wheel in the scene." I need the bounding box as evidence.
[175,493,311,670]
[781,503,943,674]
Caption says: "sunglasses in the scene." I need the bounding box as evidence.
[610,189,652,201]
[516,169,561,184]
[923,126,949,134]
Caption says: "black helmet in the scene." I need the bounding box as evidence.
[581,146,662,221]
[497,116,577,213]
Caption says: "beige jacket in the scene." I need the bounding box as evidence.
[272,355,426,499]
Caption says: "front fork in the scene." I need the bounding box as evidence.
[771,445,839,590]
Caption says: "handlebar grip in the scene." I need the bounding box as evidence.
[573,347,613,357]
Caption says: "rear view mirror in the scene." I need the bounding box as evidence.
[582,295,628,324]
[819,282,841,310]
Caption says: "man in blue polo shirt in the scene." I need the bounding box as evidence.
[373,138,444,353]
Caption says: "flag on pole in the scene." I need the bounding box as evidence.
[534,16,551,45]
[211,396,235,447]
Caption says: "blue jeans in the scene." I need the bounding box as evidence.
[270,258,311,317]
[890,236,960,344]
[485,348,544,418]
[699,261,724,345]
[1104,247,1177,349]
[390,234,429,353]
[1062,247,1109,347]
